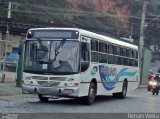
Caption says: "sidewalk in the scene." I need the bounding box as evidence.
[0,82,21,96]
[0,71,17,83]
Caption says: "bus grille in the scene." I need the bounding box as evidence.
[37,81,60,87]
[32,76,48,80]
[49,77,66,81]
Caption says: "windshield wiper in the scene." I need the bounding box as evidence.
[37,38,48,52]
[53,38,66,61]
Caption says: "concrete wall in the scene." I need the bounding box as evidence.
[140,48,152,84]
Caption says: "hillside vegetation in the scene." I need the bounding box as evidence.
[2,0,160,45]
[0,1,140,30]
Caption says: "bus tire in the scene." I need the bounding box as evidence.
[38,94,49,102]
[119,80,128,99]
[112,93,119,98]
[113,80,127,99]
[84,82,96,105]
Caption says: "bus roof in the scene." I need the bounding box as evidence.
[28,27,138,50]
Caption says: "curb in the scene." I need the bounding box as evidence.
[0,93,21,96]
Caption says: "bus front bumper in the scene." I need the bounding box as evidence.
[22,84,38,94]
[37,86,79,97]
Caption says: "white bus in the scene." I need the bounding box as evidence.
[22,28,139,105]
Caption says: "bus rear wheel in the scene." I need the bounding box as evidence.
[84,82,96,105]
[38,94,49,102]
[119,81,127,99]
[113,81,127,99]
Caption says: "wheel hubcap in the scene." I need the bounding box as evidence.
[89,86,95,100]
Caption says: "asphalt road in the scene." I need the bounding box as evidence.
[0,88,160,113]
[0,88,160,119]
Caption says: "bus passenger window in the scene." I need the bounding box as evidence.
[134,60,138,67]
[99,53,108,63]
[126,49,129,57]
[99,42,107,53]
[135,51,138,59]
[91,52,98,62]
[108,55,115,64]
[123,58,128,65]
[108,44,114,54]
[115,56,122,65]
[129,59,134,66]
[131,50,134,58]
[122,48,126,56]
[91,40,98,51]
[115,46,121,55]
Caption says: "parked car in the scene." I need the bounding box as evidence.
[0,56,3,60]
[4,53,19,69]
[0,53,19,72]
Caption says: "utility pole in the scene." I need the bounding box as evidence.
[139,0,147,84]
[2,1,11,82]
[130,23,133,38]
[4,1,11,58]
[8,2,11,19]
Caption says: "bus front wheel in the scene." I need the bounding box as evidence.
[38,94,49,102]
[84,82,96,105]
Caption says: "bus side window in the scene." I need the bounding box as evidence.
[115,46,121,55]
[126,49,129,57]
[99,42,108,63]
[91,40,98,51]
[129,59,134,66]
[108,44,114,54]
[131,50,134,58]
[123,57,128,66]
[135,51,138,59]
[115,56,122,65]
[122,48,126,56]
[81,42,90,61]
[81,42,90,72]
[91,39,98,62]
[134,59,138,67]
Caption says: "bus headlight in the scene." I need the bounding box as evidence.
[23,76,32,84]
[65,78,79,87]
[23,79,30,84]
[66,82,80,87]
[25,76,32,80]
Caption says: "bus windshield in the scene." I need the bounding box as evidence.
[24,39,80,75]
